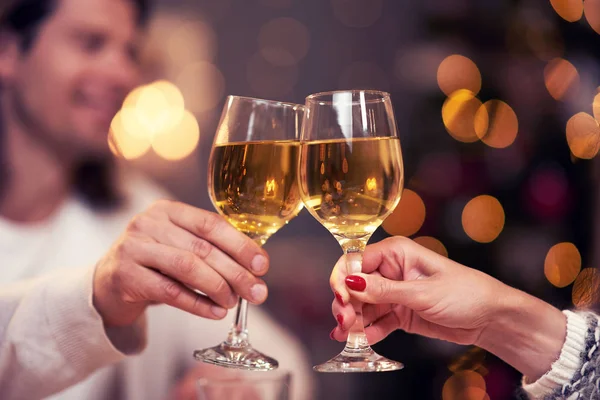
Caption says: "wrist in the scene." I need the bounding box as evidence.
[92,265,145,327]
[477,286,566,380]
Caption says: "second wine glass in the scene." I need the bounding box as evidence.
[194,96,305,371]
[298,90,404,372]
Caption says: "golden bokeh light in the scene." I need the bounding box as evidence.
[442,371,486,400]
[151,110,200,161]
[474,100,519,149]
[550,0,584,22]
[584,0,600,35]
[566,112,600,159]
[544,242,582,288]
[544,58,580,101]
[134,81,185,137]
[338,61,389,91]
[593,93,600,121]
[331,0,383,28]
[414,236,448,257]
[176,62,226,114]
[109,111,151,160]
[572,268,600,308]
[442,89,482,143]
[462,195,505,243]
[258,18,310,67]
[437,55,482,97]
[382,189,426,237]
[247,52,299,98]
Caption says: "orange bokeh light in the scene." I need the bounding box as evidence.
[544,242,582,288]
[413,236,448,257]
[544,58,580,101]
[462,195,505,243]
[382,189,426,237]
[474,100,519,149]
[550,0,584,22]
[584,0,600,35]
[572,268,600,308]
[442,371,487,400]
[437,55,482,97]
[442,89,482,143]
[566,112,600,159]
[593,93,600,122]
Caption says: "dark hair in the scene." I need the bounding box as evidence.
[0,0,151,211]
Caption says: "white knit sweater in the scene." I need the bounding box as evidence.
[522,310,599,399]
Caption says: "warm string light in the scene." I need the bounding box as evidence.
[442,370,489,400]
[109,81,200,161]
[544,57,580,101]
[550,0,584,22]
[544,242,582,288]
[382,189,426,237]
[566,112,600,159]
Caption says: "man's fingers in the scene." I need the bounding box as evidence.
[123,240,237,309]
[156,201,270,276]
[145,223,268,304]
[124,265,229,320]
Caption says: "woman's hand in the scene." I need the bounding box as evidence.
[330,236,566,380]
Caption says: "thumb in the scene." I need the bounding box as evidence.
[345,273,426,307]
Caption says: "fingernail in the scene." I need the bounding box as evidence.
[251,255,268,273]
[250,284,267,302]
[336,314,344,327]
[346,275,366,291]
[334,291,345,305]
[329,328,336,340]
[211,305,227,318]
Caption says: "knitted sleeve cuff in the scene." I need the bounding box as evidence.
[521,310,588,399]
[43,267,147,372]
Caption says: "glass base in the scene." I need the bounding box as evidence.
[313,347,403,373]
[194,342,279,371]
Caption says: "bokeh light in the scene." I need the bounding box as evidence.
[442,371,487,400]
[258,18,310,67]
[448,347,486,374]
[572,268,600,308]
[462,195,505,243]
[437,55,482,96]
[331,0,383,28]
[109,111,151,160]
[247,52,299,98]
[544,242,582,288]
[338,61,389,90]
[593,93,600,121]
[544,58,580,100]
[382,189,426,237]
[413,236,448,257]
[550,0,584,22]
[584,0,600,34]
[474,100,518,149]
[566,112,600,159]
[151,110,200,161]
[442,89,482,143]
[176,62,226,114]
[133,81,185,136]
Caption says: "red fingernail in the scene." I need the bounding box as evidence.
[346,275,366,291]
[334,291,344,305]
[329,328,336,340]
[336,314,344,327]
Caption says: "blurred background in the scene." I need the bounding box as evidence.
[108,0,600,398]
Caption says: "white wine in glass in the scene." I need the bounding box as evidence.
[298,90,404,373]
[194,96,304,371]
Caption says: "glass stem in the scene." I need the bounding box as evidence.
[225,298,249,347]
[342,240,372,354]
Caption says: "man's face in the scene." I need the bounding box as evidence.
[3,0,142,159]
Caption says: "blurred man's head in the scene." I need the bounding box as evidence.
[0,0,149,160]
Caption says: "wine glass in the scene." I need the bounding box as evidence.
[298,90,404,372]
[194,96,305,371]
[196,371,291,400]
